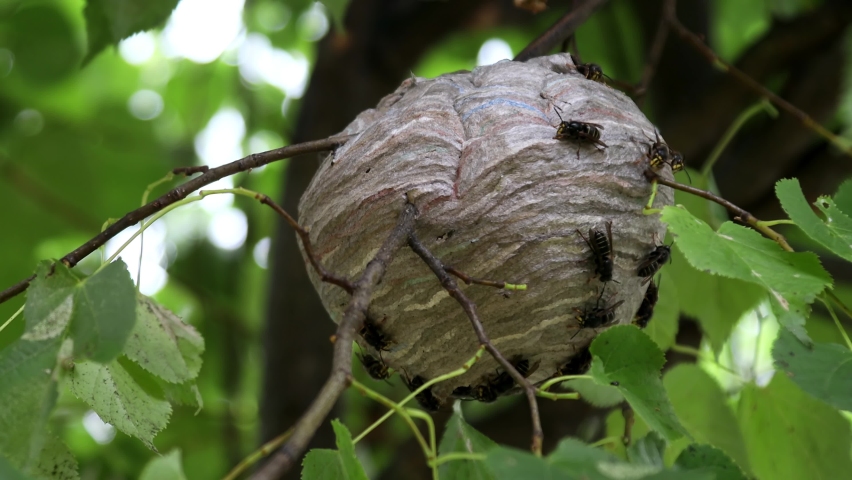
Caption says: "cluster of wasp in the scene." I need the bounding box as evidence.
[559,58,690,182]
[353,60,679,410]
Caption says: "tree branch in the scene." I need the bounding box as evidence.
[406,232,545,456]
[666,9,852,158]
[0,134,354,305]
[645,169,794,252]
[634,0,675,99]
[252,203,418,480]
[513,0,610,62]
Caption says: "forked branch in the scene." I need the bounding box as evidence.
[407,232,545,456]
[252,203,418,480]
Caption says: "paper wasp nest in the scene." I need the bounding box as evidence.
[298,53,674,403]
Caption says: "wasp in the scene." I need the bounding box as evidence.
[452,357,535,402]
[633,278,659,329]
[571,290,624,339]
[553,108,607,160]
[404,374,442,412]
[357,353,390,380]
[669,151,691,183]
[570,54,609,84]
[643,131,691,183]
[359,314,391,351]
[576,221,615,284]
[556,348,592,376]
[637,243,671,283]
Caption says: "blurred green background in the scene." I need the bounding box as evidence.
[2,0,852,478]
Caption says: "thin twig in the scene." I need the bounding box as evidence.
[644,169,794,252]
[252,203,417,480]
[172,165,210,176]
[407,232,545,456]
[701,99,778,177]
[222,428,293,480]
[634,0,674,99]
[666,12,852,158]
[821,297,852,351]
[514,0,610,62]
[0,134,354,305]
[444,266,527,291]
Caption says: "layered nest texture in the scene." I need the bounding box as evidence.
[298,53,674,405]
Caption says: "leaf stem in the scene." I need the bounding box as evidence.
[350,379,433,464]
[670,344,743,379]
[221,428,293,480]
[589,436,621,448]
[701,99,777,177]
[643,179,660,214]
[0,304,24,333]
[538,374,594,392]
[756,219,796,227]
[353,346,485,444]
[406,408,438,480]
[821,296,852,351]
[430,452,487,467]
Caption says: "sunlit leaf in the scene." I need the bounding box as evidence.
[663,365,750,471]
[675,445,747,480]
[66,359,171,450]
[662,205,831,343]
[438,410,496,479]
[738,373,852,480]
[772,328,852,411]
[83,0,180,62]
[69,260,137,362]
[25,434,79,480]
[589,325,688,441]
[140,449,187,480]
[776,178,852,261]
[565,377,623,408]
[125,295,204,384]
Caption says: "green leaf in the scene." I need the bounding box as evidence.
[66,359,171,450]
[627,432,666,468]
[589,325,688,442]
[485,446,574,480]
[776,178,852,261]
[564,377,623,408]
[70,260,137,362]
[667,246,763,352]
[0,337,62,471]
[438,410,496,480]
[24,434,79,480]
[24,261,77,340]
[155,378,203,413]
[643,271,679,351]
[675,445,747,480]
[140,449,187,480]
[772,328,852,411]
[302,450,347,480]
[125,295,204,383]
[0,456,30,480]
[663,365,750,472]
[738,373,852,480]
[831,179,852,216]
[301,420,368,480]
[662,205,831,343]
[83,0,180,62]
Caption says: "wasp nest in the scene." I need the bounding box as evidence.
[298,53,674,406]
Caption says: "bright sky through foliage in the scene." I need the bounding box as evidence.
[477,38,513,66]
[162,0,246,64]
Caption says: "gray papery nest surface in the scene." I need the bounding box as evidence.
[298,53,674,402]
